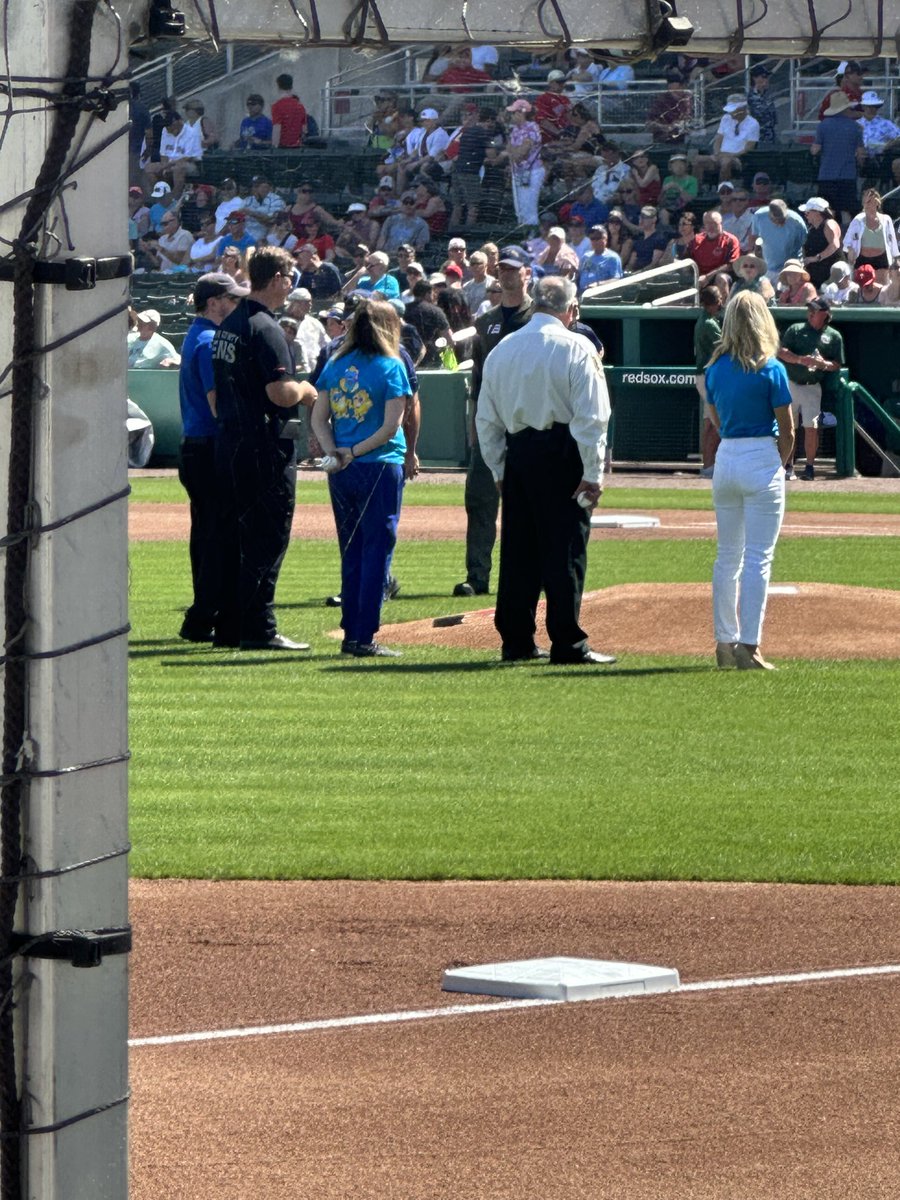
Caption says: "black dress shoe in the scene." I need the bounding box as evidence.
[340,639,358,654]
[179,619,214,642]
[239,634,311,651]
[324,594,342,607]
[452,581,488,598]
[551,649,617,665]
[501,646,550,663]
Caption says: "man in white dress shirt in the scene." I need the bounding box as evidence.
[476,275,615,665]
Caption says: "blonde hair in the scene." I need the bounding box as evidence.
[708,291,779,372]
[333,297,400,361]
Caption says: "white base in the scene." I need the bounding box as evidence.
[769,585,799,595]
[442,956,680,1001]
[591,514,661,529]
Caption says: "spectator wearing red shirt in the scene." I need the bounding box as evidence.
[438,48,492,94]
[817,60,865,121]
[533,71,572,144]
[688,210,740,292]
[271,73,307,149]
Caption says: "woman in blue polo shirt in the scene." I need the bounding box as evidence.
[705,291,795,670]
[312,298,411,658]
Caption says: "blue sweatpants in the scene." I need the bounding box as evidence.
[328,462,404,645]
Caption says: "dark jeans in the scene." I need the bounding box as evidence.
[329,461,404,645]
[495,423,591,661]
[215,435,296,645]
[178,436,220,635]
[463,436,499,591]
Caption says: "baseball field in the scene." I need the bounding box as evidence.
[128,469,900,1198]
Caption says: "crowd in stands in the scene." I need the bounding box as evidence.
[128,54,900,374]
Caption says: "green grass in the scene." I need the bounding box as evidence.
[129,475,900,515]
[129,535,900,884]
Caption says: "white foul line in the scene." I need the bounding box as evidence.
[129,963,900,1049]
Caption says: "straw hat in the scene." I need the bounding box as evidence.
[778,258,811,283]
[734,252,768,274]
[822,91,857,118]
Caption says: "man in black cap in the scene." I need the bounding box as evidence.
[777,297,844,481]
[453,245,534,597]
[747,64,777,144]
[212,246,318,649]
[177,271,249,643]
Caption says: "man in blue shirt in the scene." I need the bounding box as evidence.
[578,226,623,292]
[812,91,865,223]
[177,272,248,641]
[234,94,272,149]
[217,210,257,255]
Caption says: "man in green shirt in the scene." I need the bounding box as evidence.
[777,298,844,480]
[694,285,723,478]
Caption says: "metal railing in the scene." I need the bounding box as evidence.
[792,69,900,130]
[131,43,281,108]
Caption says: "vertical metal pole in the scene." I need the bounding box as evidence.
[1,1,130,1196]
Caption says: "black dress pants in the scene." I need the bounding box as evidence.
[215,435,296,645]
[463,435,500,591]
[495,423,591,661]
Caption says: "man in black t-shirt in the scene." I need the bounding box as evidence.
[449,107,493,227]
[403,279,452,365]
[212,246,317,650]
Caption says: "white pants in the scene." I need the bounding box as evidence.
[712,436,785,646]
[512,164,546,228]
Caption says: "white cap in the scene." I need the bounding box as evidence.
[420,107,440,120]
[799,196,829,213]
[150,181,171,198]
[136,308,161,326]
[547,226,566,239]
[347,202,367,213]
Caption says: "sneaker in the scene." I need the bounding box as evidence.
[801,463,815,481]
[325,594,342,607]
[353,642,402,658]
[452,581,488,598]
[383,575,401,601]
[784,464,795,480]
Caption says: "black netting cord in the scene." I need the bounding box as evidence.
[1,2,100,1190]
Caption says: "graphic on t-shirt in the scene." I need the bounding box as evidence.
[328,365,373,423]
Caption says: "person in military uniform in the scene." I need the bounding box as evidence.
[453,245,534,598]
[776,297,844,480]
[475,275,615,665]
[211,245,317,649]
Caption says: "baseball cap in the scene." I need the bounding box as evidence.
[150,181,171,198]
[378,176,394,189]
[321,306,346,321]
[808,296,833,311]
[406,261,424,274]
[400,192,416,203]
[444,262,463,279]
[568,214,585,225]
[717,181,735,193]
[227,210,246,222]
[287,287,312,302]
[547,225,566,238]
[129,185,144,197]
[347,202,367,213]
[547,70,566,81]
[588,224,607,235]
[639,206,658,218]
[750,64,771,77]
[497,245,531,267]
[428,272,447,285]
[852,265,876,286]
[799,197,829,212]
[506,99,532,113]
[841,60,863,74]
[753,172,770,183]
[193,272,250,308]
[136,308,161,325]
[419,107,440,119]
[668,152,688,162]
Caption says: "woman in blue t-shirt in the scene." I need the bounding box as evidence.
[312,299,411,658]
[705,291,795,671]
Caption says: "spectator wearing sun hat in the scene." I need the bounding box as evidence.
[856,91,900,182]
[818,60,865,121]
[812,90,866,223]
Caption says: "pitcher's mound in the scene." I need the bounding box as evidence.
[377,583,900,659]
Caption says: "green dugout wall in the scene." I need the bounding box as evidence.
[130,306,900,474]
